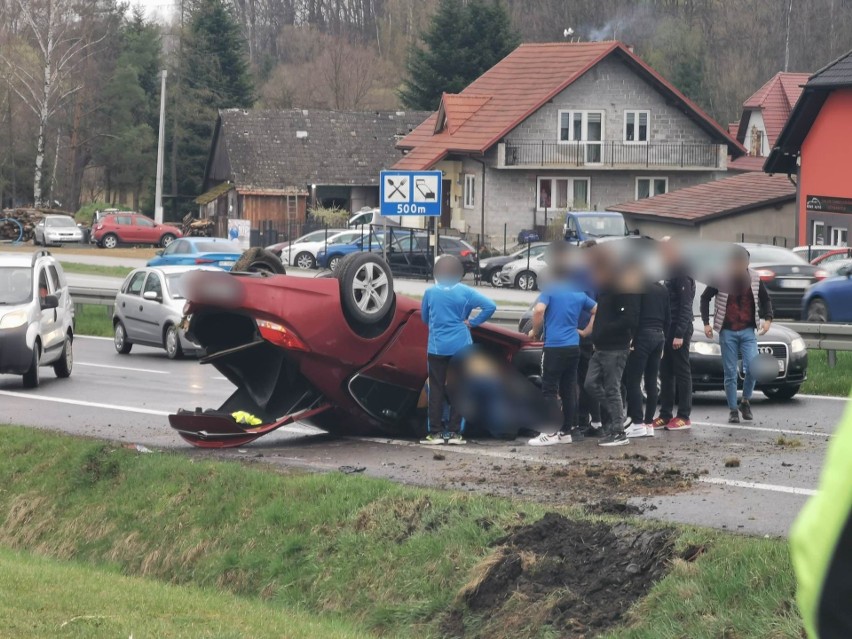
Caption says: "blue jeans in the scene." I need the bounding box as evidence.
[719,328,758,410]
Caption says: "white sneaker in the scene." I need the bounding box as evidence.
[624,424,648,438]
[528,432,572,446]
[642,424,656,437]
[590,421,603,430]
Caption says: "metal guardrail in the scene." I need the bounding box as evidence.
[70,287,116,307]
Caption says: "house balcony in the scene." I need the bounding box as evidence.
[498,141,727,170]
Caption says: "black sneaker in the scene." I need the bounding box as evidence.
[728,410,740,424]
[568,428,585,442]
[739,399,753,421]
[598,432,630,447]
[622,416,633,429]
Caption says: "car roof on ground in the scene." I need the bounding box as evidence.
[138,265,224,275]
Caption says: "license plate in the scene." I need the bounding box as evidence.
[219,261,235,267]
[777,279,809,289]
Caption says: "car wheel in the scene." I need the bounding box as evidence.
[164,324,183,360]
[338,253,395,332]
[102,233,119,249]
[328,255,342,273]
[294,252,316,269]
[53,334,73,378]
[519,318,532,335]
[489,269,503,287]
[114,321,133,354]
[160,233,176,248]
[763,385,800,401]
[22,344,40,388]
[232,248,286,275]
[807,298,829,322]
[515,271,537,291]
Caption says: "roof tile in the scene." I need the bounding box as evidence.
[740,72,809,147]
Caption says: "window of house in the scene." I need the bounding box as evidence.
[812,221,826,245]
[558,110,604,163]
[636,177,668,200]
[831,227,848,247]
[749,127,764,157]
[463,174,475,209]
[537,177,590,211]
[624,110,650,143]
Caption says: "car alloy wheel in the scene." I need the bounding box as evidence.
[352,261,390,316]
[490,270,503,287]
[114,321,132,354]
[103,234,118,249]
[295,252,315,269]
[807,298,829,322]
[329,256,342,272]
[516,271,537,291]
[160,233,176,248]
[165,324,182,359]
[54,335,73,378]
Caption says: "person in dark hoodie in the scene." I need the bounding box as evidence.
[700,245,773,424]
[651,238,696,432]
[584,243,642,447]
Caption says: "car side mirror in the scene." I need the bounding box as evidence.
[156,250,164,256]
[143,290,162,302]
[41,294,59,310]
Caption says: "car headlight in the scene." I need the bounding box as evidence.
[689,341,721,356]
[0,310,29,329]
[790,337,806,354]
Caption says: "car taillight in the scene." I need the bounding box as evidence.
[814,269,828,280]
[95,224,103,230]
[756,269,775,281]
[460,250,472,257]
[256,319,308,351]
[195,258,215,264]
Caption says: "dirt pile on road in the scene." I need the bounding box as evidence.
[444,513,674,638]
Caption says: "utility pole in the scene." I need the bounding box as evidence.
[155,69,168,224]
[784,0,794,72]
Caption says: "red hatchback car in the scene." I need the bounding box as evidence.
[169,253,541,448]
[93,213,183,249]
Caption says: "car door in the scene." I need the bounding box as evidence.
[117,270,148,341]
[133,215,158,245]
[36,265,63,359]
[112,215,134,243]
[163,239,194,266]
[139,272,168,345]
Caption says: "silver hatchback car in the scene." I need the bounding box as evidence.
[113,266,216,359]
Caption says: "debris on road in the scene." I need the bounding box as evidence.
[725,457,741,468]
[338,465,366,474]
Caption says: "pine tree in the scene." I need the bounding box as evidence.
[400,0,519,111]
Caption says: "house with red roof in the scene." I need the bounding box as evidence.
[728,72,809,172]
[395,41,744,243]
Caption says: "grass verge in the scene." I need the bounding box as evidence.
[61,261,134,278]
[0,427,803,639]
[0,548,372,639]
[74,303,113,337]
[801,349,852,397]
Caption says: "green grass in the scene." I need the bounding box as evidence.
[801,350,852,397]
[0,548,373,639]
[74,303,114,337]
[61,262,135,278]
[0,427,803,639]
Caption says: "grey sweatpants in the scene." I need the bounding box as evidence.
[584,349,630,436]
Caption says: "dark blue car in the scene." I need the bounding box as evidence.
[316,235,383,272]
[802,262,852,322]
[147,237,244,271]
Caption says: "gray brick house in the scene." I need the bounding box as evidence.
[395,42,745,245]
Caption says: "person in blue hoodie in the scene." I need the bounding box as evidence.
[420,255,496,445]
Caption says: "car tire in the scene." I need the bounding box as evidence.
[232,248,286,275]
[294,251,316,270]
[806,298,829,322]
[763,385,800,401]
[53,334,73,378]
[114,321,133,354]
[337,253,394,332]
[518,318,532,335]
[102,233,119,249]
[489,269,503,287]
[515,271,537,291]
[160,233,177,248]
[164,324,183,360]
[328,255,343,273]
[22,344,40,388]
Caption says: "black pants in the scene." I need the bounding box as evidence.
[427,354,462,434]
[585,349,630,436]
[625,329,665,424]
[576,340,600,428]
[659,331,693,421]
[541,345,581,433]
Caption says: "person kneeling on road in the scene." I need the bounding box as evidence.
[526,241,597,446]
[420,255,496,445]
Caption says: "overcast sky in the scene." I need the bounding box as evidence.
[133,0,175,22]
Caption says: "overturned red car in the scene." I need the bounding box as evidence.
[169,252,542,448]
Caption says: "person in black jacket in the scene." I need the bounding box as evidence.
[651,239,697,432]
[584,245,641,447]
[624,281,670,438]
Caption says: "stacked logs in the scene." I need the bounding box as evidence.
[0,208,51,242]
[182,213,214,237]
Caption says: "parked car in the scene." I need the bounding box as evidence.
[168,253,542,447]
[0,250,74,387]
[93,213,183,249]
[283,229,371,269]
[480,242,549,287]
[792,245,846,262]
[348,207,401,228]
[33,215,84,246]
[316,233,384,272]
[266,228,347,260]
[518,280,808,400]
[811,247,852,266]
[740,243,828,319]
[500,253,547,290]
[146,237,243,271]
[113,266,222,359]
[802,262,852,322]
[564,211,632,242]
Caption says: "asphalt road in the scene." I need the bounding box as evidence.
[2,336,847,538]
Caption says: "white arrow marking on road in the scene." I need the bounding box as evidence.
[0,390,171,416]
[699,477,817,496]
[77,362,169,375]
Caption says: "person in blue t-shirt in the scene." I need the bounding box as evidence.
[420,255,496,445]
[527,242,597,446]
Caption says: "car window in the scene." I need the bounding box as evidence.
[51,264,66,289]
[143,273,163,297]
[124,271,146,296]
[135,216,155,228]
[165,274,187,300]
[297,230,332,243]
[46,265,61,292]
[195,240,241,252]
[115,216,133,226]
[47,217,76,228]
[170,240,191,255]
[746,246,807,264]
[37,268,49,302]
[328,231,362,245]
[0,266,33,304]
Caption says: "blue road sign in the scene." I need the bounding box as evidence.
[380,170,442,217]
